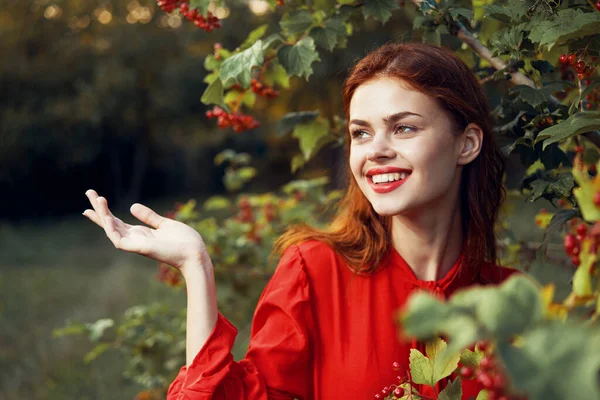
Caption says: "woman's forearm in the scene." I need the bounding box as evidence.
[182,261,219,367]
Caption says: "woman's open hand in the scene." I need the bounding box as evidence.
[83,189,209,273]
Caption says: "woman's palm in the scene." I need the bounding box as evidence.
[83,189,206,270]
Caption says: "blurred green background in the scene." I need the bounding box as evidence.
[0,0,574,399]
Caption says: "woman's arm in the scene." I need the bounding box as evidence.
[181,260,219,367]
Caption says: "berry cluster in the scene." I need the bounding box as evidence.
[374,361,409,399]
[157,0,221,32]
[250,78,279,98]
[156,262,183,287]
[558,53,597,80]
[459,342,524,400]
[206,106,260,132]
[563,220,598,266]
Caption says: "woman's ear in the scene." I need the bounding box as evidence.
[457,123,483,166]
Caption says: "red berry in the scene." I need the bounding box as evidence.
[480,356,495,370]
[392,361,401,369]
[477,341,489,353]
[576,60,586,71]
[564,233,577,255]
[460,366,474,379]
[493,374,506,389]
[374,394,381,399]
[596,1,600,10]
[575,145,585,154]
[559,54,568,64]
[568,54,577,65]
[381,386,389,396]
[571,255,580,266]
[394,387,402,396]
[477,371,494,389]
[594,192,600,206]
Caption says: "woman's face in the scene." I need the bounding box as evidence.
[348,77,481,217]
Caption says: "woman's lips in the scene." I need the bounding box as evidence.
[367,174,410,193]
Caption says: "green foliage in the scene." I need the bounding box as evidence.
[278,37,321,80]
[409,339,461,386]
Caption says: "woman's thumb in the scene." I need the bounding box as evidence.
[130,203,165,229]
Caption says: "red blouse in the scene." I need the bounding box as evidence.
[167,240,518,400]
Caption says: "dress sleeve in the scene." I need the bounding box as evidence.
[166,245,314,400]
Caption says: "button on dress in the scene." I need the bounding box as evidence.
[167,240,518,399]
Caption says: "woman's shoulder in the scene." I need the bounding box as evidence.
[279,239,342,275]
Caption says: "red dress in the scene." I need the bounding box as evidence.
[167,240,518,399]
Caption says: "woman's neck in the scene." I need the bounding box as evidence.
[390,195,463,281]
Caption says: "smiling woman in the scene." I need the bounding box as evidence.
[83,42,517,400]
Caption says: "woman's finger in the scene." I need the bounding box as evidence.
[85,190,104,226]
[103,216,123,249]
[130,203,165,230]
[82,209,103,227]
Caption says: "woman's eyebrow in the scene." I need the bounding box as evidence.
[349,111,423,127]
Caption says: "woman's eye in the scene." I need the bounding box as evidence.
[395,125,415,134]
[351,130,369,139]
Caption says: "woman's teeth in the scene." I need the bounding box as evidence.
[371,172,409,184]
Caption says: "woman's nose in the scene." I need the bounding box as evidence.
[365,139,396,161]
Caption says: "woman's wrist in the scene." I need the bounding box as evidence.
[181,255,214,282]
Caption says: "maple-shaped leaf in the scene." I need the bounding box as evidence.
[363,0,399,24]
[409,338,461,387]
[278,37,320,80]
[528,9,600,50]
[220,40,264,88]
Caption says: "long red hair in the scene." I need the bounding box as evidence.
[273,42,506,275]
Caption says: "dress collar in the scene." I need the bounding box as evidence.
[386,244,472,294]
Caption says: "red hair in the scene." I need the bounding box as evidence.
[273,42,506,275]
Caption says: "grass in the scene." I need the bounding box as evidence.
[0,193,574,399]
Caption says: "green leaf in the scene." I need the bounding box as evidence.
[453,276,543,340]
[278,37,320,80]
[409,348,435,386]
[438,377,462,400]
[277,110,320,136]
[459,348,485,368]
[530,60,554,74]
[87,318,114,342]
[291,153,306,173]
[237,166,257,180]
[363,0,399,23]
[536,111,600,149]
[525,173,574,203]
[509,81,571,109]
[189,0,210,16]
[409,339,460,386]
[203,196,232,210]
[292,118,330,160]
[427,339,461,383]
[573,261,593,296]
[280,10,314,35]
[239,24,269,51]
[204,55,221,72]
[483,0,527,23]
[497,323,600,399]
[220,41,264,88]
[201,78,225,107]
[448,8,473,21]
[528,9,600,50]
[215,149,236,165]
[262,33,285,51]
[83,343,112,364]
[310,18,346,51]
[264,62,290,89]
[475,390,489,400]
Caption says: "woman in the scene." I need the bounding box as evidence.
[83,42,518,399]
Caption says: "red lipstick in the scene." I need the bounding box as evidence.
[365,167,411,194]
